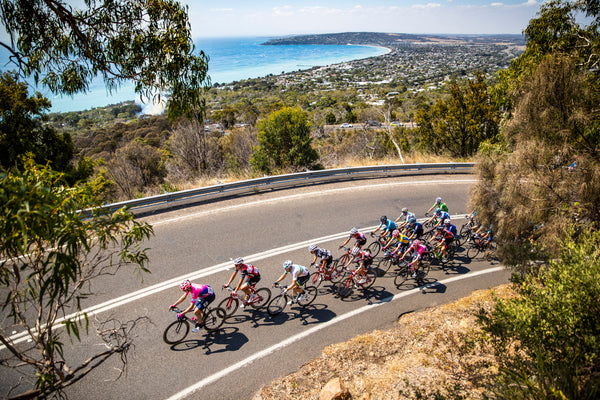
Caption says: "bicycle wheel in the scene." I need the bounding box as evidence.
[417,261,431,279]
[367,240,381,258]
[218,296,239,317]
[360,268,377,289]
[203,307,226,332]
[163,319,190,344]
[250,288,271,310]
[311,271,324,288]
[394,265,410,288]
[267,294,288,316]
[329,264,345,283]
[336,275,354,298]
[466,244,480,259]
[298,286,318,307]
[377,258,394,275]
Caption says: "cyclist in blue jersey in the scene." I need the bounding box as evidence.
[373,215,397,238]
[426,208,450,228]
[405,217,424,239]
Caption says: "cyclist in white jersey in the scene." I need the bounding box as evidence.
[272,260,310,303]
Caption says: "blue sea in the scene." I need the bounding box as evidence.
[0,37,388,114]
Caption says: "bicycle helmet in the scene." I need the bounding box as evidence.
[402,207,408,213]
[308,244,318,253]
[413,239,421,246]
[434,208,442,215]
[233,257,244,265]
[180,279,192,291]
[283,260,293,269]
[444,218,451,225]
[392,229,400,238]
[408,217,417,225]
[350,227,359,235]
[351,247,360,256]
[380,215,387,223]
[436,197,442,203]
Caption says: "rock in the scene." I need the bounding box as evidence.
[319,377,351,400]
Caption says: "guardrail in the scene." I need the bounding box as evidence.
[102,163,474,215]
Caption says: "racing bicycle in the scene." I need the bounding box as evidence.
[335,265,377,298]
[163,306,226,344]
[219,285,271,317]
[267,283,318,316]
[394,257,431,288]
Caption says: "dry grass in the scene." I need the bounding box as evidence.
[253,284,517,400]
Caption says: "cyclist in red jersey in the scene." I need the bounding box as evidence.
[223,257,261,306]
[339,227,367,250]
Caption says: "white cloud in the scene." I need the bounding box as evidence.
[209,8,233,12]
[412,3,442,9]
[491,2,504,6]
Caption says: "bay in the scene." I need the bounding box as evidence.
[0,37,388,114]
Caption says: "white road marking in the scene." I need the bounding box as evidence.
[165,265,506,400]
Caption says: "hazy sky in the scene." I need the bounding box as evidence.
[185,0,542,38]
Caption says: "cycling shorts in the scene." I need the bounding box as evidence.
[244,274,261,287]
[295,274,310,287]
[356,237,367,246]
[194,292,215,311]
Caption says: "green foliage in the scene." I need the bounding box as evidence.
[414,72,500,158]
[252,106,319,173]
[478,228,600,400]
[0,161,153,398]
[0,0,209,119]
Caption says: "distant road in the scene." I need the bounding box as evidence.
[0,173,510,400]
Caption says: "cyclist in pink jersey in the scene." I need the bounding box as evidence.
[170,280,215,332]
[400,239,428,277]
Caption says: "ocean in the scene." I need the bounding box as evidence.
[0,37,388,114]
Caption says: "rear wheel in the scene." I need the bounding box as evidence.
[298,286,318,307]
[466,244,480,260]
[311,271,324,288]
[218,296,239,317]
[250,288,271,310]
[359,268,377,289]
[329,263,345,284]
[394,265,410,288]
[163,320,190,344]
[377,258,394,275]
[267,294,288,316]
[336,274,353,298]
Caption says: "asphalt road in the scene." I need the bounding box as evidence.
[0,173,511,400]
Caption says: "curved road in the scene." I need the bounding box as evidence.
[0,174,510,400]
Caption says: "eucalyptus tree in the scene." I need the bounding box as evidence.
[0,0,209,120]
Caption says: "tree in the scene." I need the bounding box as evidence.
[477,228,600,399]
[377,96,405,163]
[469,1,600,268]
[414,73,500,158]
[251,106,319,173]
[0,0,208,119]
[0,161,153,399]
[0,71,73,172]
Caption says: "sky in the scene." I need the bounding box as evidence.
[185,0,542,38]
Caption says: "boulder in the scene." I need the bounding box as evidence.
[319,377,351,400]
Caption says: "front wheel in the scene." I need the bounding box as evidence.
[394,265,410,288]
[377,258,394,275]
[267,294,288,316]
[203,308,226,332]
[298,286,318,307]
[250,288,271,309]
[336,274,353,298]
[359,268,377,289]
[466,244,480,260]
[218,296,239,317]
[311,271,324,288]
[163,319,190,344]
[367,240,381,258]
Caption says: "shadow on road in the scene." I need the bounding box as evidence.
[168,326,249,354]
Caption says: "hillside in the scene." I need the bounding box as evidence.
[253,284,515,399]
[262,32,526,47]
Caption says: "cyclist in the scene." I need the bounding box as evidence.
[223,257,261,307]
[426,197,449,215]
[372,215,397,239]
[309,244,334,279]
[339,227,367,251]
[400,239,429,278]
[405,217,424,240]
[384,229,411,256]
[394,207,415,229]
[426,208,450,228]
[428,221,455,260]
[342,247,373,284]
[273,260,311,304]
[170,279,215,332]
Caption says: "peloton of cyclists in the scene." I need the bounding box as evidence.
[223,257,261,307]
[170,279,216,332]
